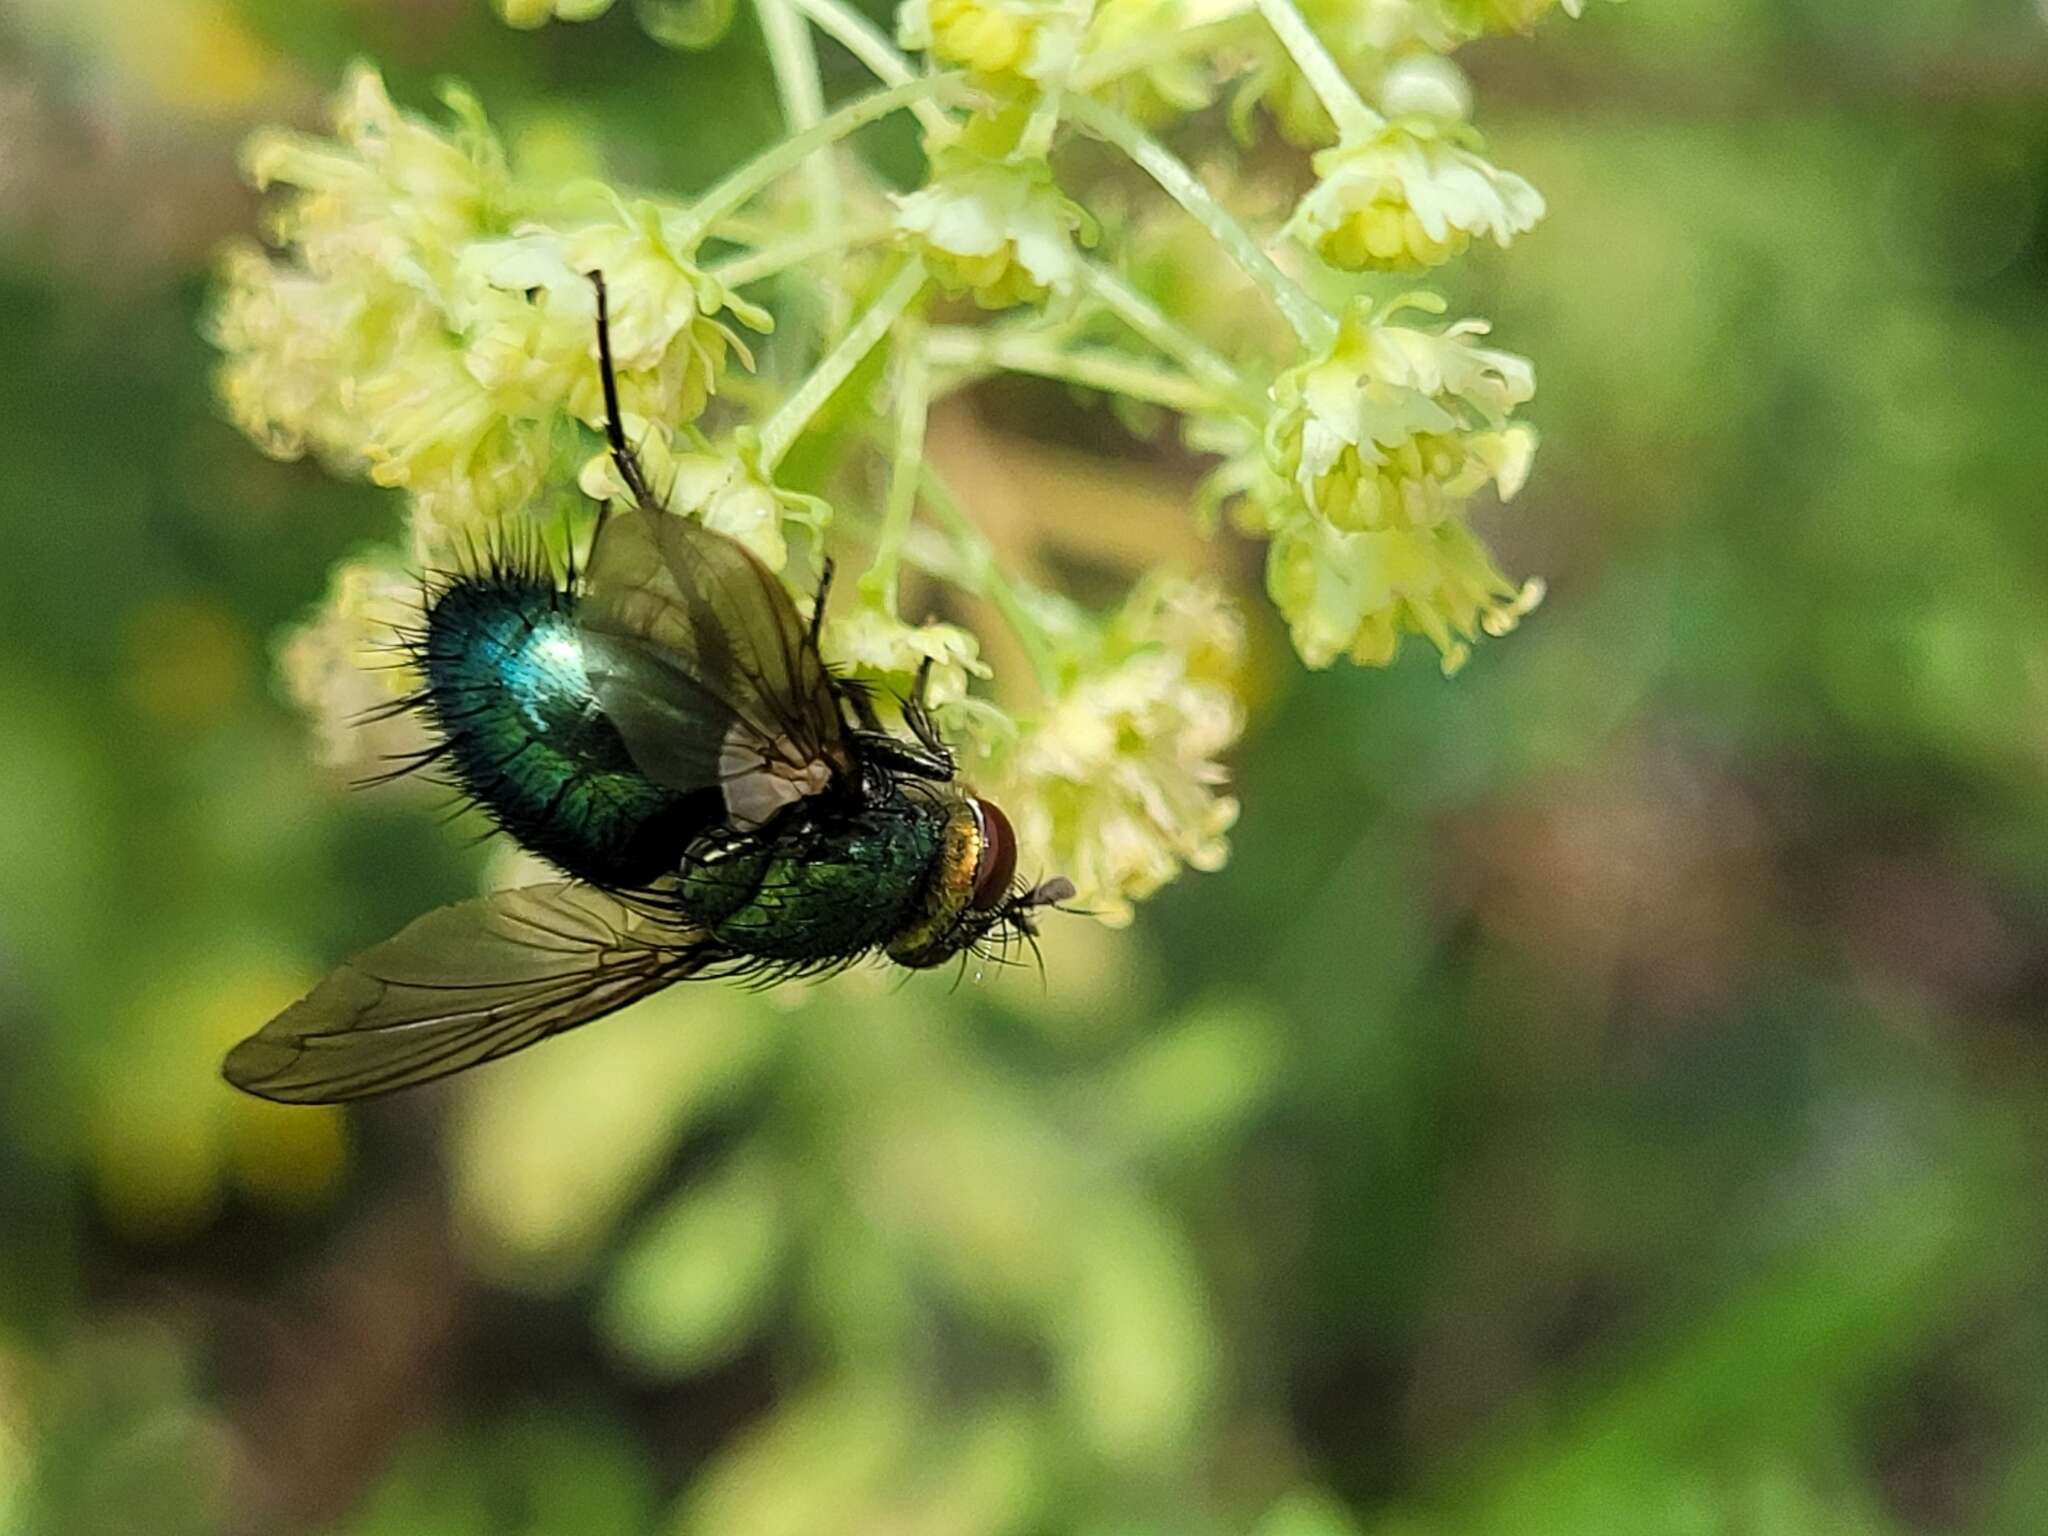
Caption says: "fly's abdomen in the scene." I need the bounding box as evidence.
[420,570,712,888]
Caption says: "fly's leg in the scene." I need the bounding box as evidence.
[847,680,887,734]
[903,657,952,765]
[848,657,953,781]
[810,557,835,652]
[585,271,659,513]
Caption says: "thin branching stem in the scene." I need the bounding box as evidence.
[917,464,1060,697]
[862,324,931,609]
[1251,0,1383,140]
[786,0,955,136]
[758,261,928,473]
[711,219,896,286]
[1079,263,1264,417]
[674,74,967,249]
[1060,93,1333,348]
[926,329,1223,414]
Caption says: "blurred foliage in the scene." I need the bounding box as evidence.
[2,0,2048,1532]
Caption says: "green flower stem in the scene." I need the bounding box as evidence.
[925,329,1224,415]
[1251,0,1383,141]
[917,464,1060,697]
[1060,93,1333,348]
[673,74,967,249]
[755,0,831,191]
[710,219,895,286]
[1079,263,1263,417]
[758,261,928,473]
[755,0,846,325]
[861,323,931,610]
[785,0,954,136]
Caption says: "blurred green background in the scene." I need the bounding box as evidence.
[5,0,2048,1532]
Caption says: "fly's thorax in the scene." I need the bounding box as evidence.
[674,787,946,962]
[885,785,1019,970]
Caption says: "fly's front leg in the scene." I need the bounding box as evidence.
[902,657,953,770]
[585,270,659,513]
[847,659,954,781]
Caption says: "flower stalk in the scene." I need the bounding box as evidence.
[787,0,955,134]
[671,74,967,248]
[1078,263,1261,418]
[757,260,928,472]
[863,323,931,609]
[1060,92,1333,348]
[926,329,1224,414]
[1251,0,1382,141]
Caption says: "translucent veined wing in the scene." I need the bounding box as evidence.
[222,883,721,1104]
[577,506,851,829]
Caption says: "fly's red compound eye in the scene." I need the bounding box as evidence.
[969,798,1019,911]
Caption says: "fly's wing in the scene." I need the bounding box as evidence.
[222,883,721,1104]
[577,506,850,830]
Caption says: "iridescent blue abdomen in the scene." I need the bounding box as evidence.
[420,569,714,888]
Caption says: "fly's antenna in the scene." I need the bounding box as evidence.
[585,270,658,512]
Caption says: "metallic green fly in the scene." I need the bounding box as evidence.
[224,273,1071,1104]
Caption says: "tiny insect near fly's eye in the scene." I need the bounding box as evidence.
[969,798,1020,911]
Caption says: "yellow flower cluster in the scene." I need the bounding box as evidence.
[215,0,1601,933]
[1250,298,1540,672]
[208,66,766,542]
[993,577,1244,924]
[1264,509,1543,673]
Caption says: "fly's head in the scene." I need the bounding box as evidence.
[885,789,1074,971]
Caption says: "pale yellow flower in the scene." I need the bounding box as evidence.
[1265,295,1536,534]
[993,576,1244,925]
[893,135,1095,309]
[456,206,767,427]
[1080,0,1221,126]
[578,422,828,572]
[1286,121,1543,273]
[242,65,514,296]
[349,334,569,537]
[1263,506,1542,672]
